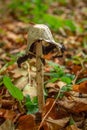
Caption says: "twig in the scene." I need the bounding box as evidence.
[72,68,84,85]
[38,88,61,130]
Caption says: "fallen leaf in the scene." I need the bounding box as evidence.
[58,96,87,113]
[0,99,14,109]
[66,62,82,74]
[0,119,15,130]
[65,124,81,130]
[43,98,68,119]
[23,84,37,99]
[14,76,28,90]
[0,109,16,121]
[6,31,23,43]
[17,114,35,130]
[57,81,66,88]
[73,81,87,94]
[46,117,70,130]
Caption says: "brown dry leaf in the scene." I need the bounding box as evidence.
[43,98,59,119]
[45,117,70,130]
[57,81,66,88]
[11,68,28,78]
[17,114,36,130]
[6,31,18,40]
[66,62,82,74]
[5,23,16,32]
[65,124,81,130]
[6,31,23,43]
[83,118,87,130]
[45,82,59,97]
[46,82,58,89]
[43,98,68,119]
[72,85,79,92]
[0,98,15,109]
[14,76,28,90]
[46,81,65,90]
[43,51,62,61]
[73,81,87,94]
[58,96,87,113]
[0,119,15,130]
[11,67,35,90]
[3,40,13,50]
[39,117,70,130]
[71,65,81,75]
[43,52,55,60]
[0,109,16,121]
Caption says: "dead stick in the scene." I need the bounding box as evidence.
[36,41,45,112]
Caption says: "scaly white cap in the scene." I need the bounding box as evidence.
[26,24,63,54]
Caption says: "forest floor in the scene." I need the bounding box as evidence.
[0,0,87,130]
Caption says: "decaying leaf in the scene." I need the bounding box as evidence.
[58,96,87,113]
[23,84,37,99]
[73,81,87,94]
[17,114,35,130]
[0,109,16,121]
[0,119,15,130]
[65,124,81,130]
[43,98,69,119]
[41,117,70,130]
[46,117,70,130]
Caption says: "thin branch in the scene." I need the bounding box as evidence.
[38,89,61,130]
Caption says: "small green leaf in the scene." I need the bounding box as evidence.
[25,95,38,114]
[3,76,23,101]
[58,0,67,5]
[43,14,64,31]
[61,85,72,92]
[65,19,76,32]
[49,78,58,83]
[61,76,72,84]
[45,72,60,78]
[69,117,75,125]
[76,78,87,84]
[65,73,75,79]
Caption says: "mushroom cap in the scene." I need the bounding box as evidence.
[26,24,62,54]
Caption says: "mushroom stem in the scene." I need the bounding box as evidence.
[36,41,45,111]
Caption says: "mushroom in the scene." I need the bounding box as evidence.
[17,24,65,112]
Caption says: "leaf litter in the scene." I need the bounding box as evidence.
[0,0,87,130]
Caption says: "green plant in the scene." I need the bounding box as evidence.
[69,116,75,125]
[64,19,76,32]
[0,54,18,75]
[45,61,75,83]
[25,95,38,114]
[8,0,31,15]
[57,0,67,5]
[45,61,75,98]
[7,0,77,32]
[3,76,24,101]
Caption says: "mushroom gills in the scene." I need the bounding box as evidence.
[17,42,65,67]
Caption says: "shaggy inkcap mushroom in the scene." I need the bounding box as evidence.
[26,24,65,55]
[17,24,65,111]
[17,24,65,67]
